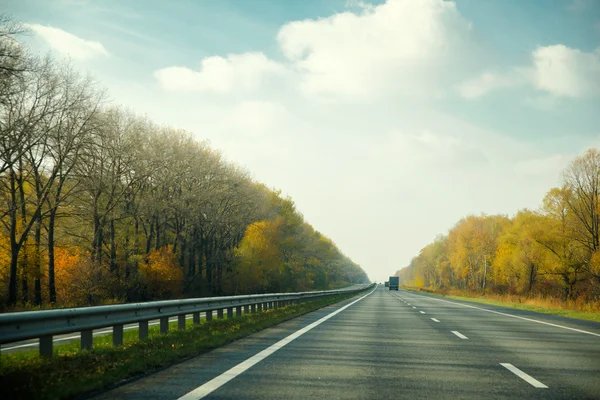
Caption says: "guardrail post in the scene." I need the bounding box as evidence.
[244,305,250,313]
[274,301,279,309]
[40,335,53,357]
[251,304,256,313]
[160,317,169,334]
[193,312,200,325]
[227,307,233,319]
[217,309,224,319]
[113,324,124,346]
[257,303,263,312]
[178,315,186,330]
[139,320,149,340]
[81,329,93,350]
[235,306,242,317]
[206,310,213,321]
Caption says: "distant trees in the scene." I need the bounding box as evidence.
[397,149,600,305]
[0,15,368,309]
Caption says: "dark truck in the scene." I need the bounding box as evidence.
[389,276,399,290]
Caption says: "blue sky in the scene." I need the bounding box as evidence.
[4,0,600,282]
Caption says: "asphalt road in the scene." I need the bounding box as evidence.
[91,285,600,399]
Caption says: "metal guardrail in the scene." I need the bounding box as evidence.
[0,284,372,357]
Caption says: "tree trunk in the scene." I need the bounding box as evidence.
[33,217,42,305]
[527,262,536,294]
[109,218,117,274]
[145,219,154,255]
[48,208,57,303]
[482,255,487,295]
[179,235,186,269]
[18,161,29,303]
[155,216,160,250]
[93,212,104,266]
[187,235,195,278]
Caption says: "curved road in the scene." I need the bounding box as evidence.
[92,285,600,399]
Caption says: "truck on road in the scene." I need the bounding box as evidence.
[389,276,399,290]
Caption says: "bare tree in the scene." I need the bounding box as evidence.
[562,149,600,284]
[1,57,62,305]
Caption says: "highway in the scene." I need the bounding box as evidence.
[91,285,600,399]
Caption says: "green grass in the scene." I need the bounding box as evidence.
[0,292,365,400]
[401,286,600,323]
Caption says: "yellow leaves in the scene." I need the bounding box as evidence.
[54,246,86,304]
[0,230,10,299]
[139,246,183,298]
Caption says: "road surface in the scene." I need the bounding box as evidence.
[89,285,600,399]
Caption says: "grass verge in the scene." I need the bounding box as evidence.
[1,291,365,400]
[401,286,600,323]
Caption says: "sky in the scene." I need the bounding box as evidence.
[3,0,600,283]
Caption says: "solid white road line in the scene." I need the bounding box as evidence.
[410,293,600,338]
[431,318,440,322]
[177,288,376,400]
[500,363,548,388]
[451,331,468,339]
[419,311,426,314]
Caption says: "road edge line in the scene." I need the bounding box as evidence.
[177,287,376,400]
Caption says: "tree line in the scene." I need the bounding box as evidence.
[0,16,368,309]
[396,149,600,304]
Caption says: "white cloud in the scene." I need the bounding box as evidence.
[513,154,572,176]
[531,45,600,97]
[154,52,286,94]
[154,0,480,101]
[458,44,600,99]
[277,0,479,99]
[456,70,526,99]
[27,24,109,60]
[521,95,560,111]
[345,0,376,11]
[229,101,293,138]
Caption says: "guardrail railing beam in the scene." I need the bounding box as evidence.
[0,284,372,357]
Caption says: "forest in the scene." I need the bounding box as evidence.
[0,16,368,310]
[396,149,600,308]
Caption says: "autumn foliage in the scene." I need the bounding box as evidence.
[397,149,600,311]
[138,246,183,299]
